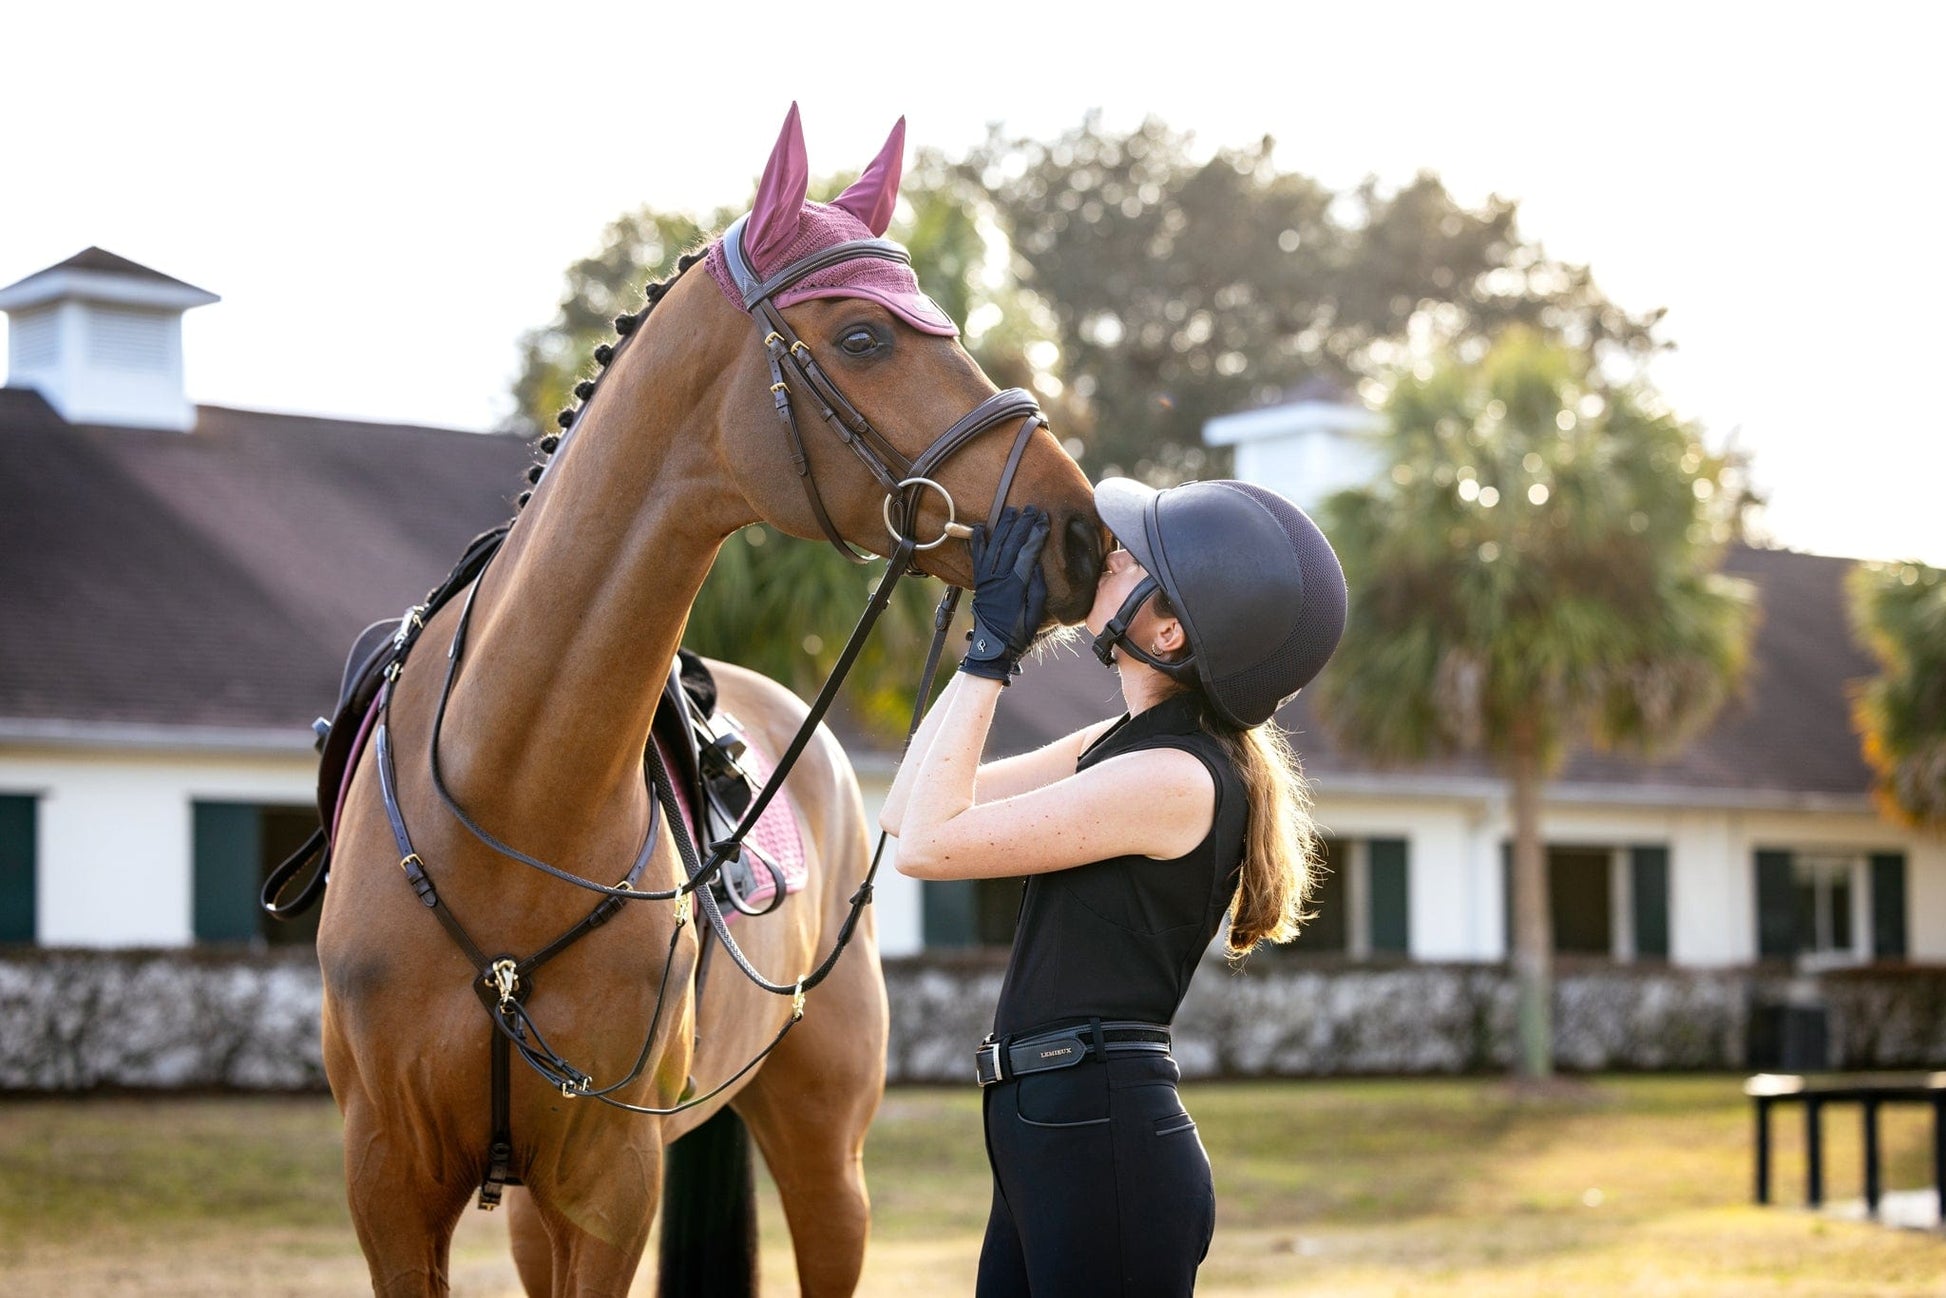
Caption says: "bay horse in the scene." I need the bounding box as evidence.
[315,104,1102,1297]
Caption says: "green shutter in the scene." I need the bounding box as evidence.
[1755,849,1795,961]
[1630,846,1670,960]
[193,802,261,943]
[922,879,979,948]
[1368,838,1409,955]
[0,795,36,943]
[1870,852,1908,961]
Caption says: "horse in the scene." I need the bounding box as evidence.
[315,103,1103,1297]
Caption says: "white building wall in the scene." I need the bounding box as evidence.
[3,745,1933,965]
[0,746,312,947]
[1668,810,1748,965]
[853,769,923,957]
[1909,837,1946,960]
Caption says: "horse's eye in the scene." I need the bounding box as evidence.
[839,327,882,356]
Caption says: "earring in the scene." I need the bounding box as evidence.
[1150,640,1164,656]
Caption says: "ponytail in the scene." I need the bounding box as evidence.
[1204,715,1321,958]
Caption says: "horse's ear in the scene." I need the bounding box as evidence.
[748,102,811,268]
[833,116,905,237]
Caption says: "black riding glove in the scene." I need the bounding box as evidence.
[960,505,1051,683]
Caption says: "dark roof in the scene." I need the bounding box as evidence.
[993,545,1877,801]
[0,382,1880,801]
[2,247,213,297]
[0,387,528,732]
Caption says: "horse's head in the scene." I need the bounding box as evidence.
[701,104,1103,624]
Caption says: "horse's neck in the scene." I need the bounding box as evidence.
[432,319,741,838]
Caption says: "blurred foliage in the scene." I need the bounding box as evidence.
[961,113,1664,483]
[1847,559,1946,829]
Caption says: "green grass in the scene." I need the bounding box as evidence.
[1,1076,1940,1295]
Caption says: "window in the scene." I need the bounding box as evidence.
[1287,836,1409,959]
[1502,842,1669,962]
[1549,847,1614,956]
[1793,855,1856,959]
[1755,849,1906,966]
[193,802,322,945]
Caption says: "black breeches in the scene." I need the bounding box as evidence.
[977,1052,1215,1297]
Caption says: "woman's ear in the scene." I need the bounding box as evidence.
[1152,613,1187,657]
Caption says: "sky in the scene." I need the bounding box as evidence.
[5,0,1941,565]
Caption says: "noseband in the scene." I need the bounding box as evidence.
[716,214,1048,562]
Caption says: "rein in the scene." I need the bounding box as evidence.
[369,221,1043,1202]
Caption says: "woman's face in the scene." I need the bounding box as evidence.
[1084,540,1152,637]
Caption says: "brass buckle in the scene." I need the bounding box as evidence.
[489,958,519,1007]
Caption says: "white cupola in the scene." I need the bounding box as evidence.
[0,248,218,432]
[1202,376,1386,514]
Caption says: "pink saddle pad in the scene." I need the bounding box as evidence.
[654,727,807,916]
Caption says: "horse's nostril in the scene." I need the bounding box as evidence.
[1064,513,1103,588]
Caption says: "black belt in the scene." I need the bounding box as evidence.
[975,1020,1172,1087]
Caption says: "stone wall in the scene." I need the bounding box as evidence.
[3,949,1942,1092]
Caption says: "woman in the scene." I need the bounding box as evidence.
[881,477,1348,1297]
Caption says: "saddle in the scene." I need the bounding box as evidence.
[262,526,778,920]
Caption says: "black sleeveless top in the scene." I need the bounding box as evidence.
[992,692,1250,1036]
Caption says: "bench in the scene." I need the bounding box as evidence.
[1745,1071,1946,1218]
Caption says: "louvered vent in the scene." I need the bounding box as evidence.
[87,307,171,372]
[10,309,58,370]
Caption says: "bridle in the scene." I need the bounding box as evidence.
[715,213,1047,563]
[366,216,1061,1196]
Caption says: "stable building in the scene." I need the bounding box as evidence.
[0,249,1937,972]
[0,250,530,948]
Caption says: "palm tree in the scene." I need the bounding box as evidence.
[1847,559,1946,829]
[1313,329,1758,1078]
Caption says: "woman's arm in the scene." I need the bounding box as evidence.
[973,716,1119,804]
[879,672,971,834]
[893,675,1215,880]
[879,685,1117,836]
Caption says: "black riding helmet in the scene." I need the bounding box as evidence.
[1091,477,1348,729]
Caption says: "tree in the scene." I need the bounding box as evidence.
[1847,559,1946,829]
[505,173,1063,739]
[1311,329,1758,1079]
[965,114,1665,483]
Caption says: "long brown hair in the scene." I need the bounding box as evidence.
[1151,592,1323,958]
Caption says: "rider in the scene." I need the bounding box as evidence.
[881,477,1347,1296]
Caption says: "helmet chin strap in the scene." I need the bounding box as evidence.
[1091,576,1196,679]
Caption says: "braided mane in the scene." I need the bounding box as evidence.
[514,249,711,511]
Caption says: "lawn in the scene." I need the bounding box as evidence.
[1,1076,1939,1295]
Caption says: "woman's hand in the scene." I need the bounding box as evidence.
[960,505,1051,683]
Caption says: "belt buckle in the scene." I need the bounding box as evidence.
[974,1037,1005,1087]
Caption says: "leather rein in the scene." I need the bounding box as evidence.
[371,221,1048,1199]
